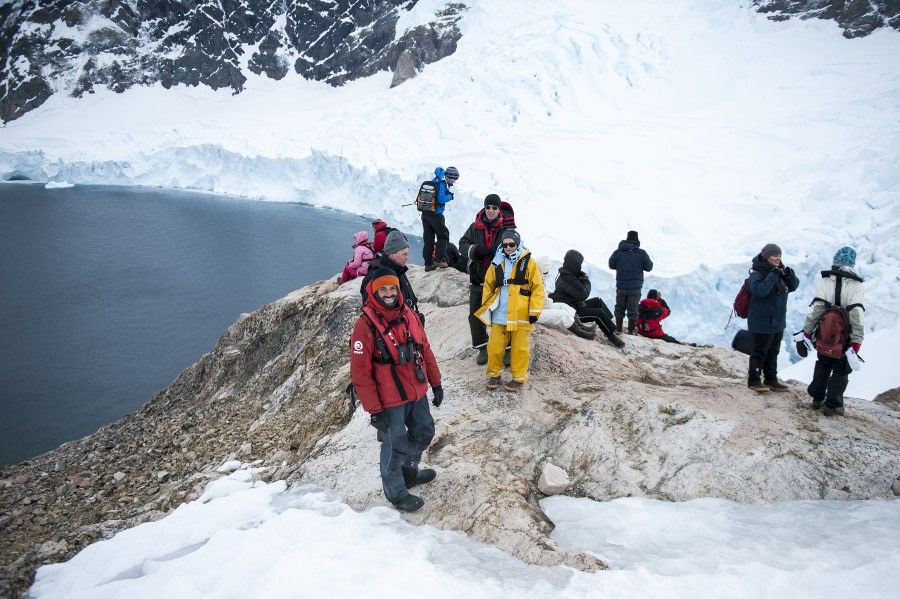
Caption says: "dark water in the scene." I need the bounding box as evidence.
[0,184,422,466]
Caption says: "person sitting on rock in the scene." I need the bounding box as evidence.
[548,250,625,348]
[350,268,444,512]
[370,219,392,256]
[340,231,375,284]
[535,255,596,340]
[636,289,681,344]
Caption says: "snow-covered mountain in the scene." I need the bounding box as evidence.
[1,0,899,373]
[0,0,464,122]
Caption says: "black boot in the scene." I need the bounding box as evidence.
[568,322,596,340]
[402,465,437,488]
[605,331,625,348]
[615,317,623,334]
[627,320,636,335]
[392,493,424,512]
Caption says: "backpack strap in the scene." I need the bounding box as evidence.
[359,312,409,403]
[495,253,531,286]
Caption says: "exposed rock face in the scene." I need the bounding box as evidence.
[0,0,465,123]
[1,268,899,597]
[752,0,900,38]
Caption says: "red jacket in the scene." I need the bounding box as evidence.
[350,280,441,413]
[636,298,670,338]
[372,220,389,254]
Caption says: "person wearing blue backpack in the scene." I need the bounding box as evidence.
[422,166,459,271]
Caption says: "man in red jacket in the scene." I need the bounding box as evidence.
[350,268,444,512]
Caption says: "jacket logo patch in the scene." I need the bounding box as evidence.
[353,340,364,354]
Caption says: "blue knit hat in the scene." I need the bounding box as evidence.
[445,166,459,180]
[832,246,856,268]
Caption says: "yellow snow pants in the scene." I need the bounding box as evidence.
[486,323,532,382]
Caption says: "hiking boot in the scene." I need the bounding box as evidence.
[764,380,790,392]
[605,331,625,348]
[748,382,770,393]
[402,466,437,489]
[504,380,524,392]
[835,406,845,416]
[392,493,424,512]
[476,347,488,365]
[487,376,501,390]
[627,320,636,335]
[568,322,596,340]
[822,406,836,417]
[811,399,824,410]
[424,264,437,272]
[615,317,623,335]
[436,261,449,269]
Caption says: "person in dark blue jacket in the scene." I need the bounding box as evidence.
[608,230,653,334]
[422,166,459,271]
[747,243,800,392]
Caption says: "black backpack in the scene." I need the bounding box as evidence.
[415,181,439,212]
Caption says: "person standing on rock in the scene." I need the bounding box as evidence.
[549,250,625,348]
[608,230,654,334]
[799,246,865,416]
[351,268,444,512]
[747,243,799,393]
[423,166,459,271]
[475,230,544,392]
[458,193,509,364]
[361,230,422,322]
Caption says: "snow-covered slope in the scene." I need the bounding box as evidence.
[1,0,898,384]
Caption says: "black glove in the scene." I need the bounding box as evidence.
[771,265,785,276]
[473,245,490,259]
[781,266,793,278]
[529,315,538,324]
[431,385,444,407]
[369,412,389,433]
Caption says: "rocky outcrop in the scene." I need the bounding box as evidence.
[1,267,899,597]
[752,0,900,38]
[0,1,465,123]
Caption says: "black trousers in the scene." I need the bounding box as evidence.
[807,354,851,409]
[576,297,616,335]
[749,331,783,385]
[468,284,488,348]
[421,212,449,266]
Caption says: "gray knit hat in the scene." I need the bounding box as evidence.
[760,243,782,259]
[383,230,409,256]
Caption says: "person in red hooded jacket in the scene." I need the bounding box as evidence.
[371,219,390,255]
[350,268,444,512]
[636,289,682,344]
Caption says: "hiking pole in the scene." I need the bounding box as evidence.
[400,202,416,207]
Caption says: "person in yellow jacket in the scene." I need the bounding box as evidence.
[475,230,544,392]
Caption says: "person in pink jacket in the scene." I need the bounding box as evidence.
[340,231,375,283]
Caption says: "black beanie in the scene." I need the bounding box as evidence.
[627,230,639,242]
[647,289,659,300]
[484,194,502,209]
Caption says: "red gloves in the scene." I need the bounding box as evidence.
[850,342,861,353]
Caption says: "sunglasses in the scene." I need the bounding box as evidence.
[501,242,518,248]
[484,205,500,211]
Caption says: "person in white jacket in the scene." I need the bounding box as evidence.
[800,246,865,416]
